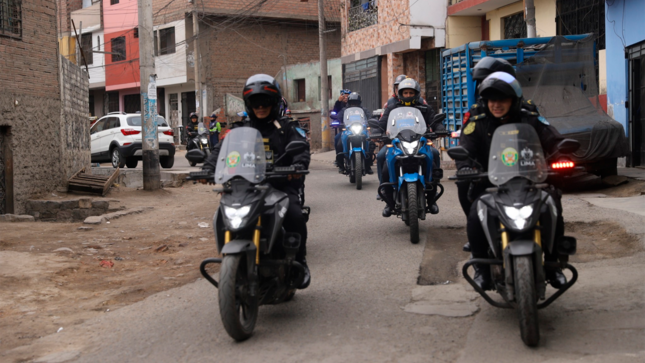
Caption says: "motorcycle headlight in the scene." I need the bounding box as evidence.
[223,205,251,229]
[503,205,533,229]
[401,140,419,155]
[200,138,208,144]
[350,124,364,135]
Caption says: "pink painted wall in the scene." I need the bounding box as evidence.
[103,0,139,34]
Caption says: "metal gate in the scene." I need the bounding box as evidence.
[343,56,380,114]
[629,40,645,167]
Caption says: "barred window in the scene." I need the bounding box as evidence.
[0,0,22,39]
[111,36,126,62]
[81,33,93,65]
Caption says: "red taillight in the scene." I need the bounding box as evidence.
[551,161,575,169]
[121,129,141,136]
[123,143,132,146]
[451,131,461,138]
[163,129,174,136]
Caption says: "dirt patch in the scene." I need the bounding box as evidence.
[0,185,222,353]
[586,178,645,198]
[566,221,642,262]
[418,227,468,286]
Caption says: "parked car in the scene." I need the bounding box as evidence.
[90,112,175,169]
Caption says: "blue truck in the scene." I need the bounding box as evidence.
[441,34,629,179]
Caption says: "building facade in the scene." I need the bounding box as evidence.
[1,0,90,214]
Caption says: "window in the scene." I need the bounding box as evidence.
[107,92,119,112]
[159,27,175,55]
[97,35,101,51]
[294,79,306,102]
[153,30,158,56]
[502,12,526,40]
[556,0,605,50]
[111,36,126,62]
[90,119,106,135]
[123,94,141,114]
[0,0,22,39]
[81,33,93,65]
[348,0,377,32]
[110,0,119,5]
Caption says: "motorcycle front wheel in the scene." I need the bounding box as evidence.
[407,183,419,244]
[514,255,540,346]
[355,153,363,190]
[219,254,258,341]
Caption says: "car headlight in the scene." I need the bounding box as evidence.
[503,205,533,229]
[350,124,363,135]
[401,140,419,155]
[223,205,251,229]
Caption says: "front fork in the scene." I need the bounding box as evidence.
[501,222,547,302]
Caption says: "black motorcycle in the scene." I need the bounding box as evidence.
[189,127,310,341]
[185,122,211,166]
[448,123,580,346]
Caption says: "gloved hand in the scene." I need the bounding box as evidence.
[293,163,306,171]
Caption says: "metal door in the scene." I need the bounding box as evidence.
[629,41,645,167]
[343,56,380,114]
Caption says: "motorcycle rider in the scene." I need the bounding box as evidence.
[379,78,444,217]
[460,71,567,291]
[202,74,312,289]
[186,112,200,150]
[459,57,543,252]
[208,112,221,147]
[333,89,351,113]
[335,92,374,175]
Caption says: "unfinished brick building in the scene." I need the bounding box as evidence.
[0,0,90,214]
[340,0,447,112]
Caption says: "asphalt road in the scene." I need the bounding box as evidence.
[5,158,645,363]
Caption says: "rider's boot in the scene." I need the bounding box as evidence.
[365,164,374,175]
[472,262,492,291]
[463,241,472,252]
[382,205,392,217]
[546,268,567,289]
[425,190,439,215]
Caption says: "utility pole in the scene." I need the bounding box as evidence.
[192,10,204,125]
[318,0,331,151]
[138,0,161,190]
[524,0,536,38]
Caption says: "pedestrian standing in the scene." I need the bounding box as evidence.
[209,112,221,147]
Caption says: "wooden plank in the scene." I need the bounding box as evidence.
[69,167,86,181]
[102,168,120,196]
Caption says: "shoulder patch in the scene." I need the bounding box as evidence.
[295,127,307,138]
[471,114,486,121]
[463,121,476,135]
[471,104,478,109]
[537,116,550,125]
[462,111,471,125]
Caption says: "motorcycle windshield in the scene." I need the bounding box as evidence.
[343,107,367,127]
[215,127,266,184]
[488,123,548,186]
[386,107,427,138]
[198,122,208,135]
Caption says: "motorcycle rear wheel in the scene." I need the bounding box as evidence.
[355,153,363,190]
[514,255,540,346]
[407,183,419,244]
[219,254,258,341]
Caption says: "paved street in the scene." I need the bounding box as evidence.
[4,154,645,363]
[98,150,202,172]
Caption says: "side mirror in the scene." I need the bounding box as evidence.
[285,141,307,155]
[557,139,580,154]
[447,146,470,161]
[433,113,446,124]
[368,120,381,129]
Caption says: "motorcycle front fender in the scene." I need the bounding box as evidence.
[506,240,537,256]
[221,240,257,276]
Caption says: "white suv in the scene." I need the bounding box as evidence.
[90,112,175,168]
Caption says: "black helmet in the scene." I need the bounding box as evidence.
[479,71,523,118]
[347,92,362,107]
[189,112,198,121]
[397,78,421,106]
[472,57,516,82]
[394,74,407,93]
[242,74,282,122]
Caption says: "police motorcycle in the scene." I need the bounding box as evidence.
[338,107,371,190]
[188,127,310,342]
[185,122,211,166]
[330,110,342,136]
[448,123,580,347]
[371,107,447,244]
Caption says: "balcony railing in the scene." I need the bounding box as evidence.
[348,1,378,32]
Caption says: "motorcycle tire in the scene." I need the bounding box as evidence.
[355,153,363,190]
[349,156,356,184]
[111,148,126,169]
[125,158,138,169]
[219,254,258,341]
[408,183,420,244]
[514,255,540,346]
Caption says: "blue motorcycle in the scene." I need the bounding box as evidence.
[373,107,446,243]
[338,107,371,190]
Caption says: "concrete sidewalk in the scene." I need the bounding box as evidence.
[618,167,645,181]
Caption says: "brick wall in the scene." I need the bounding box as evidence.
[0,0,89,214]
[198,17,341,122]
[57,0,84,34]
[340,0,410,56]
